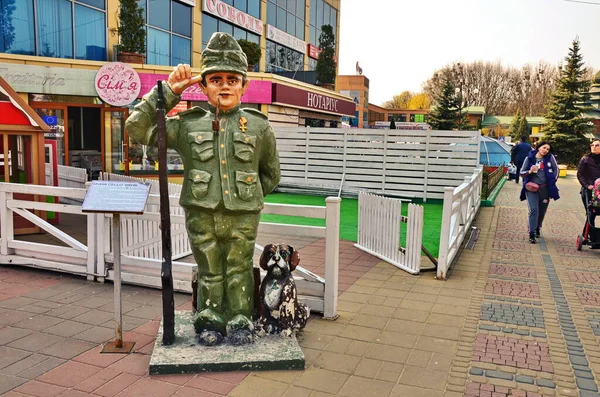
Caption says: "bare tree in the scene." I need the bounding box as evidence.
[423,60,560,116]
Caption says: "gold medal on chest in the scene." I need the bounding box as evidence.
[239,116,248,132]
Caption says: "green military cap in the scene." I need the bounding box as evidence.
[200,32,248,78]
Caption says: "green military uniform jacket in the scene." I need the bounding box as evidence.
[125,82,280,213]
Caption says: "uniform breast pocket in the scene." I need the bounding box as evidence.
[188,170,211,199]
[236,171,258,201]
[188,132,215,162]
[233,132,257,162]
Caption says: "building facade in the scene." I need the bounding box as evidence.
[0,0,353,178]
[337,74,369,128]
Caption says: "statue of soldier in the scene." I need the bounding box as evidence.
[125,32,280,346]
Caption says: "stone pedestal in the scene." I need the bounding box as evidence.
[149,311,305,375]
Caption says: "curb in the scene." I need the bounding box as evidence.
[481,177,507,207]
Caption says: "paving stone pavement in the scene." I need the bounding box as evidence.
[1,172,599,397]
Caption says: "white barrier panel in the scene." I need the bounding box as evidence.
[0,182,341,318]
[437,168,483,279]
[354,192,423,274]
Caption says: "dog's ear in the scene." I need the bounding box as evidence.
[289,245,300,271]
[259,244,274,270]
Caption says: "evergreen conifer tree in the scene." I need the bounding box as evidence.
[315,25,336,85]
[543,38,592,165]
[508,109,522,142]
[116,0,146,55]
[428,77,460,130]
[517,114,530,138]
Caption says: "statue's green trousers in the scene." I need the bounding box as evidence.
[185,209,259,335]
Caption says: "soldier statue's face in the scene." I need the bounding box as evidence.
[200,72,248,112]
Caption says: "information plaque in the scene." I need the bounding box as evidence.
[81,181,151,214]
[81,180,151,354]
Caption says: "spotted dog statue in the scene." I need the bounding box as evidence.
[258,244,310,336]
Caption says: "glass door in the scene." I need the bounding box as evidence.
[103,109,128,174]
[32,106,68,165]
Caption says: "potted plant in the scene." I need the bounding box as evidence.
[315,25,336,89]
[116,0,146,64]
[237,39,261,72]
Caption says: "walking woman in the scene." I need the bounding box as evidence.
[577,139,600,226]
[520,142,560,243]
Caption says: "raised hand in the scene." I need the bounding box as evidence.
[167,64,203,95]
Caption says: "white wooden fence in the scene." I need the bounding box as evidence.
[45,163,88,205]
[274,127,480,201]
[437,167,483,280]
[0,181,341,318]
[98,173,190,261]
[354,192,424,274]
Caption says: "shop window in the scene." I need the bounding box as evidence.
[140,0,192,66]
[265,40,304,72]
[0,0,106,60]
[202,13,259,54]
[75,4,106,60]
[410,114,427,122]
[389,114,406,123]
[267,0,305,39]
[232,0,259,18]
[305,118,324,128]
[309,0,337,47]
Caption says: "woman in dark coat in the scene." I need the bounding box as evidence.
[577,139,600,226]
[520,141,560,243]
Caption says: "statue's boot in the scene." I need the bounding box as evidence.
[194,274,226,345]
[226,314,254,345]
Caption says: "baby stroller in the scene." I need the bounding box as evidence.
[576,190,600,250]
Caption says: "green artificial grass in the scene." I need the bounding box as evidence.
[261,193,443,257]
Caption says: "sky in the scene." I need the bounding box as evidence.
[337,0,600,105]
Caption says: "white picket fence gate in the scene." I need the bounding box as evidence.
[437,167,483,279]
[0,181,341,318]
[354,192,424,274]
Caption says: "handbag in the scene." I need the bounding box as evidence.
[525,182,540,192]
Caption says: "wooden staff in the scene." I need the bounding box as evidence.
[156,81,175,345]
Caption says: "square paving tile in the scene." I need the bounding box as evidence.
[0,347,31,369]
[0,327,33,345]
[44,320,93,338]
[12,315,64,332]
[38,361,102,387]
[71,310,114,326]
[0,373,28,395]
[0,353,48,376]
[72,326,115,344]
[39,339,96,360]
[293,367,349,394]
[7,332,64,352]
[15,357,66,380]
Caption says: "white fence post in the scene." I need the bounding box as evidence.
[0,191,13,255]
[437,186,454,280]
[86,213,96,281]
[324,196,340,319]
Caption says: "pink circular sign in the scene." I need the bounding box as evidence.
[95,62,141,106]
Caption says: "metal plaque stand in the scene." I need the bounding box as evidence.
[82,181,151,353]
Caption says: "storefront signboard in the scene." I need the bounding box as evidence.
[0,64,97,96]
[308,44,321,59]
[203,0,263,35]
[138,73,272,104]
[95,62,141,106]
[272,84,355,116]
[266,25,306,54]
